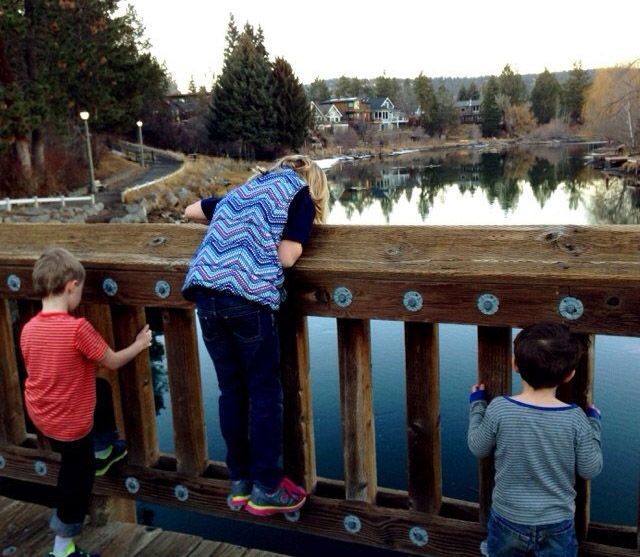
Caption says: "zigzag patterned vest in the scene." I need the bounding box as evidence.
[182,167,307,309]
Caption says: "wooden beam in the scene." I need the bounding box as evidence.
[0,299,26,445]
[337,318,377,503]
[111,305,158,467]
[557,333,595,540]
[405,322,441,513]
[476,326,512,526]
[280,307,316,491]
[162,308,207,476]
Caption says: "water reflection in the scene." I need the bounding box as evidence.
[327,145,640,224]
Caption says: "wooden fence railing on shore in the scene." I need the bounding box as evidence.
[0,223,639,556]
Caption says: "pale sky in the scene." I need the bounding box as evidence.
[127,0,639,93]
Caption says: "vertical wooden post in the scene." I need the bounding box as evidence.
[477,326,512,526]
[162,308,207,476]
[337,318,377,503]
[557,333,595,540]
[111,305,158,467]
[78,303,136,523]
[405,322,441,513]
[0,299,26,445]
[280,309,316,492]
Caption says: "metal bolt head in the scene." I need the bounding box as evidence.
[102,277,118,297]
[2,545,17,556]
[477,293,499,315]
[343,514,361,533]
[409,526,429,547]
[174,484,189,502]
[125,476,140,494]
[0,455,5,469]
[403,291,423,312]
[6,274,20,292]
[34,460,47,476]
[154,280,171,299]
[333,286,353,308]
[558,296,584,320]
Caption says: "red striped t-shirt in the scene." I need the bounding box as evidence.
[20,312,109,441]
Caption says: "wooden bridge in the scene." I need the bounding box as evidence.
[0,223,639,556]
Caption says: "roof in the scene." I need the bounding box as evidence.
[365,97,394,110]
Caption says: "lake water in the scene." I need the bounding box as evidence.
[143,145,640,555]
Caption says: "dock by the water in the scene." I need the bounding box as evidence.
[0,496,289,557]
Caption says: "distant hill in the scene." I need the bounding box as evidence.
[315,69,593,98]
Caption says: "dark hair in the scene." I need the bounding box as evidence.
[32,247,85,297]
[513,322,585,389]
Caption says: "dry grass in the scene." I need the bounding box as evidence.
[122,154,262,205]
[95,152,140,180]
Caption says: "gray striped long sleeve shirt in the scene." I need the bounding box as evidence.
[468,395,602,525]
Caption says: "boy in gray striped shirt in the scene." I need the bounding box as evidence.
[468,323,602,556]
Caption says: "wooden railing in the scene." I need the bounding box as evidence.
[0,223,639,556]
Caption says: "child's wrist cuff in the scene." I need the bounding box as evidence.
[586,407,601,419]
[469,390,486,403]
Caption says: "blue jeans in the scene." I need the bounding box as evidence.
[487,509,578,557]
[195,289,283,490]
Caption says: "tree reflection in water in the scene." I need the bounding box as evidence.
[327,144,639,224]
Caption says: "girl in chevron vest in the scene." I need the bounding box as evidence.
[182,154,328,516]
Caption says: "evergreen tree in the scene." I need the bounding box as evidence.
[0,0,167,190]
[414,72,436,132]
[188,76,197,94]
[374,74,398,99]
[307,76,330,102]
[334,75,353,97]
[562,62,591,125]
[223,14,239,61]
[530,69,560,124]
[208,21,276,158]
[481,76,502,137]
[428,85,458,136]
[498,64,526,105]
[273,57,311,151]
[457,85,469,101]
[468,82,480,100]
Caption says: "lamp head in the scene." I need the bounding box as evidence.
[136,120,143,127]
[79,111,90,121]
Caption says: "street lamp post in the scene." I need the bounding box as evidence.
[136,120,145,167]
[79,111,96,194]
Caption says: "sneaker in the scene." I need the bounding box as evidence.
[246,477,306,516]
[228,479,252,509]
[95,439,127,477]
[46,544,100,557]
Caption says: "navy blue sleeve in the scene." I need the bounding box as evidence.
[200,196,222,222]
[282,188,315,245]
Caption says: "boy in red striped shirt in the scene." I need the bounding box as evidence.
[20,248,152,557]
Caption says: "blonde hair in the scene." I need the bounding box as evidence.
[266,154,329,224]
[33,247,85,297]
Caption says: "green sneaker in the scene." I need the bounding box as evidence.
[246,477,306,516]
[95,440,127,476]
[227,479,252,510]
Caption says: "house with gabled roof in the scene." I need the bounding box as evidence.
[320,97,370,124]
[456,99,482,124]
[310,101,343,128]
[364,97,408,129]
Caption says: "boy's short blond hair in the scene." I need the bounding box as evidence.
[33,247,86,297]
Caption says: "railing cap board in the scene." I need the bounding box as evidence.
[0,223,639,286]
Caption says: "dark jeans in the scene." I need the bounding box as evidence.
[195,289,283,490]
[48,377,118,536]
[487,509,578,557]
[49,433,95,537]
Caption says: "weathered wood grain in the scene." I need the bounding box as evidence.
[0,299,26,445]
[280,307,316,491]
[405,322,441,513]
[111,305,158,467]
[557,333,595,540]
[162,308,208,476]
[337,318,377,503]
[476,326,512,526]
